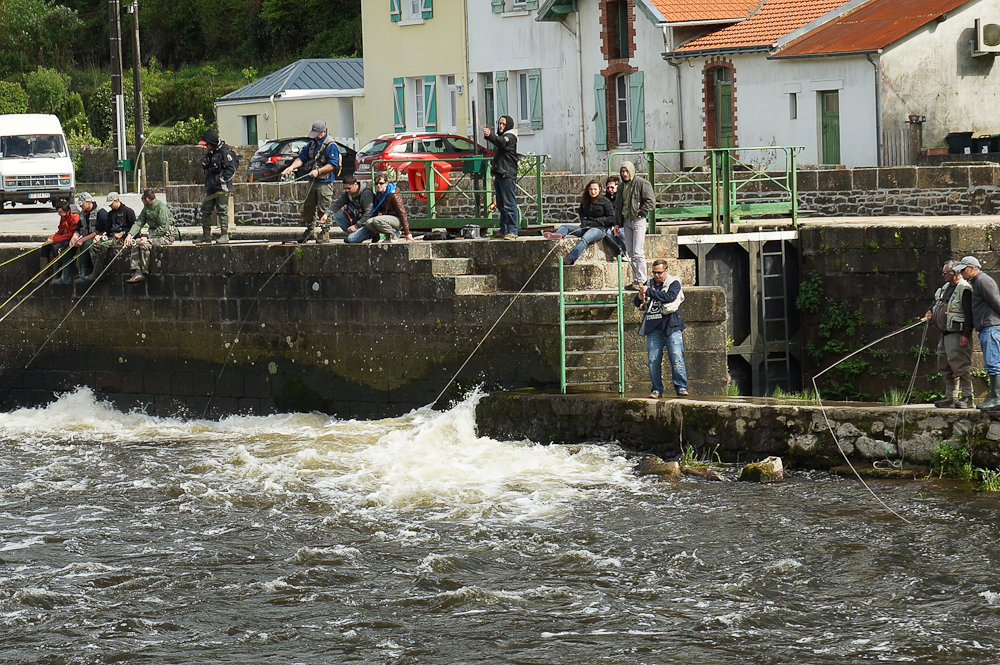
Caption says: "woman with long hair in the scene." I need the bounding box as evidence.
[544,179,622,265]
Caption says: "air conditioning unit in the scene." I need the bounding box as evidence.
[974,18,1000,56]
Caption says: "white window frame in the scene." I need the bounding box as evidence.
[516,71,530,126]
[399,0,424,25]
[789,92,798,120]
[615,74,631,146]
[442,75,458,133]
[481,72,496,129]
[412,78,427,131]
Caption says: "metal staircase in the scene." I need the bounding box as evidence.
[760,239,792,394]
[558,255,626,394]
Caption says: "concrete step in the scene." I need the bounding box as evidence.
[410,257,475,276]
[454,274,497,295]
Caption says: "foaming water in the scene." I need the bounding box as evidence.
[1,389,1000,664]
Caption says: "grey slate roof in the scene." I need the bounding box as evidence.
[218,59,364,102]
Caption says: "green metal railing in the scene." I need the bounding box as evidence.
[609,146,803,234]
[372,154,549,231]
[559,254,625,394]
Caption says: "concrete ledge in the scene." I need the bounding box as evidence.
[475,392,1000,469]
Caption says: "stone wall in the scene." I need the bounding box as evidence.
[0,236,727,418]
[76,145,259,187]
[475,393,1000,469]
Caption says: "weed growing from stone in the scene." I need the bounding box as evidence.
[930,439,975,481]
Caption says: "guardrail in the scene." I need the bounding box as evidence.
[609,147,803,234]
[372,154,549,231]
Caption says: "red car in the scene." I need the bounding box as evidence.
[354,132,490,178]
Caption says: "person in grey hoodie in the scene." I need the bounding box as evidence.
[321,176,374,244]
[614,160,656,289]
[955,255,1000,409]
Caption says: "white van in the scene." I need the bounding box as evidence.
[0,114,75,211]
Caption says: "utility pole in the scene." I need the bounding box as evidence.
[128,0,145,189]
[109,0,127,193]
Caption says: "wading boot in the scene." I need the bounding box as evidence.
[934,390,958,409]
[86,256,106,283]
[298,227,315,244]
[957,395,976,409]
[51,263,72,285]
[196,221,213,244]
[217,217,229,244]
[977,375,1000,410]
[318,227,331,244]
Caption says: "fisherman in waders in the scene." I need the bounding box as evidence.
[955,255,1000,409]
[281,120,341,244]
[198,129,237,244]
[922,260,974,408]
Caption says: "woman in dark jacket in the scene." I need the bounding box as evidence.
[545,179,624,265]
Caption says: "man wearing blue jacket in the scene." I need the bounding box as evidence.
[282,120,341,243]
[635,259,688,399]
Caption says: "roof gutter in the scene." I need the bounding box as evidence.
[867,52,883,167]
[664,44,770,60]
[768,49,880,60]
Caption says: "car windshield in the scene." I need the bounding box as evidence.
[358,139,391,157]
[0,134,67,159]
[254,140,282,157]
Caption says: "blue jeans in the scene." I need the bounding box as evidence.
[646,328,688,394]
[346,225,376,243]
[331,210,352,233]
[494,175,519,236]
[565,227,609,262]
[981,325,1000,376]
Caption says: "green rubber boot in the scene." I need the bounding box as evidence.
[977,375,1000,410]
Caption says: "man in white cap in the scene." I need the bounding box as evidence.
[281,120,341,244]
[922,260,974,408]
[955,255,1000,409]
[87,192,135,283]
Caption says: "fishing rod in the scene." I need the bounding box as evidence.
[201,248,299,418]
[431,240,562,409]
[0,245,42,270]
[0,245,85,320]
[811,318,929,524]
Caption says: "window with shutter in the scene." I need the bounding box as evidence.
[390,0,401,21]
[393,78,405,131]
[492,0,503,13]
[424,76,437,131]
[495,71,508,117]
[629,71,645,150]
[421,0,433,18]
[528,68,542,130]
[526,0,538,8]
[595,75,607,151]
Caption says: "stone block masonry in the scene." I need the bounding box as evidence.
[0,237,727,418]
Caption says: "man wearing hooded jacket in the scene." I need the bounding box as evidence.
[198,129,237,244]
[615,161,656,289]
[483,115,519,239]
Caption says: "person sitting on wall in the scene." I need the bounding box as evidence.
[635,258,688,399]
[88,192,136,283]
[124,189,180,284]
[543,179,624,266]
[320,176,374,242]
[344,172,413,243]
[43,200,78,285]
[70,192,104,283]
[922,260,974,408]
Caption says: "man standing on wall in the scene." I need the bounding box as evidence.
[483,115,519,240]
[923,260,974,408]
[635,258,688,399]
[282,120,341,244]
[198,129,237,244]
[955,255,1000,409]
[615,161,656,290]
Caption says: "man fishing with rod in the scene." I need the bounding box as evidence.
[281,120,341,244]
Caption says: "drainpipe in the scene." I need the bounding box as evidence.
[269,94,279,139]
[866,52,882,167]
[577,11,586,173]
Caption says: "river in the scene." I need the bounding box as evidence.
[1,388,998,663]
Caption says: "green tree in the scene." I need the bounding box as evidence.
[0,0,82,76]
[24,66,70,115]
[0,81,29,114]
[88,76,149,144]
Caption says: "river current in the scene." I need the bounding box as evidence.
[1,388,999,664]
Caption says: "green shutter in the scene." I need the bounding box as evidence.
[629,70,645,150]
[492,0,504,13]
[390,0,401,22]
[595,74,607,151]
[424,76,437,131]
[526,0,538,8]
[393,77,405,131]
[495,70,508,117]
[528,68,543,130]
[422,0,433,18]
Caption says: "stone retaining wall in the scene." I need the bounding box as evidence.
[77,145,259,187]
[476,393,1000,470]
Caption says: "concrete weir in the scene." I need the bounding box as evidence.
[475,392,1000,470]
[0,233,727,418]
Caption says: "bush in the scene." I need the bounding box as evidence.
[24,66,70,115]
[87,77,149,144]
[155,115,215,146]
[0,81,28,114]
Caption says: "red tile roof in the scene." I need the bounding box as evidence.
[645,0,762,23]
[777,0,972,56]
[671,0,852,53]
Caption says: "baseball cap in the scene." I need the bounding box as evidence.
[106,192,119,203]
[307,120,327,138]
[954,256,982,270]
[76,192,93,206]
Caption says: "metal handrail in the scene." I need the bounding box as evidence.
[608,146,803,234]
